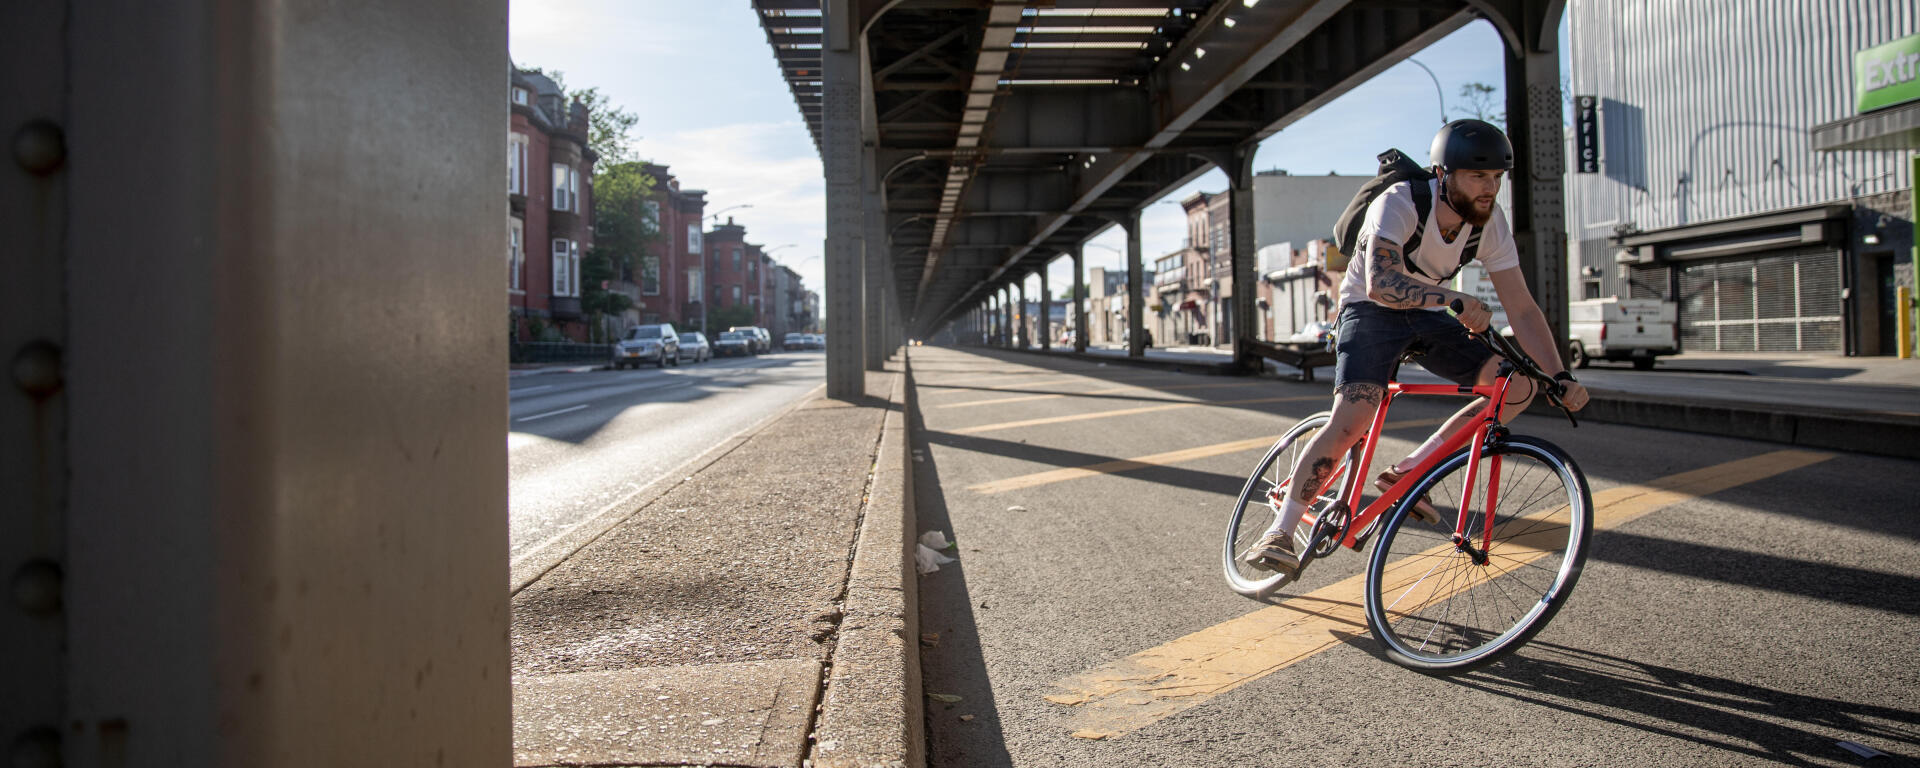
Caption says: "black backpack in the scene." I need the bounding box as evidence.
[1332,149,1481,282]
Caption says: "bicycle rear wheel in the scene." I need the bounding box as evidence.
[1223,412,1346,596]
[1363,435,1592,672]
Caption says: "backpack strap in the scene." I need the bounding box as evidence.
[1402,178,1484,283]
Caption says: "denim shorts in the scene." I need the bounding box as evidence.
[1333,301,1493,389]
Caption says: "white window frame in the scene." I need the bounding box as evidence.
[687,224,702,255]
[569,240,582,297]
[509,217,525,292]
[552,239,572,297]
[645,200,661,226]
[552,163,575,212]
[512,86,529,105]
[509,133,529,195]
[688,269,702,301]
[732,285,742,304]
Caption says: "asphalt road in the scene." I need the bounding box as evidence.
[508,350,823,564]
[910,345,1920,768]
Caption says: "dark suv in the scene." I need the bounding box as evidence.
[729,326,772,355]
[611,323,681,369]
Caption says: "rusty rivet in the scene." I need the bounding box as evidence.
[11,340,62,399]
[12,120,65,176]
[12,560,62,617]
[8,727,59,768]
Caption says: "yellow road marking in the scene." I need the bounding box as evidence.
[968,419,1448,495]
[1046,449,1835,740]
[951,395,1325,435]
[939,381,1254,410]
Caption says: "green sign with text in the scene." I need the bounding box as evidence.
[1856,33,1920,113]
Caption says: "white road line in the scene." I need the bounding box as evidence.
[509,384,554,396]
[515,404,588,422]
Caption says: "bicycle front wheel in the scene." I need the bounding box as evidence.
[1363,435,1592,672]
[1223,412,1343,597]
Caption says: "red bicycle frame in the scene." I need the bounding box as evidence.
[1297,371,1522,553]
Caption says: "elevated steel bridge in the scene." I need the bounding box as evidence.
[755,0,1569,397]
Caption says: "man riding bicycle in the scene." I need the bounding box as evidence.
[1242,119,1591,575]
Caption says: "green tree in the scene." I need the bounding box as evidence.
[585,161,660,341]
[1452,82,1506,130]
[707,304,757,333]
[518,67,641,163]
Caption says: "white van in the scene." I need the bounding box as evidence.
[1567,297,1678,370]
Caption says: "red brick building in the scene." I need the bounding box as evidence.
[629,163,706,330]
[509,65,596,341]
[703,219,767,329]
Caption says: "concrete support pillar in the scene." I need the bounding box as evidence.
[13,1,511,763]
[1072,244,1089,354]
[1125,210,1145,358]
[1226,147,1261,372]
[1039,261,1052,352]
[1016,278,1029,349]
[823,0,865,397]
[863,149,887,371]
[1504,6,1570,359]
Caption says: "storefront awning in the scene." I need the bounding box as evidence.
[1812,100,1920,151]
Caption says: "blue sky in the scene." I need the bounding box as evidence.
[509,2,1531,304]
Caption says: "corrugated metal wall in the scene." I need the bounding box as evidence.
[1566,0,1917,238]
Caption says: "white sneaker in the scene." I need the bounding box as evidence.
[1239,531,1301,575]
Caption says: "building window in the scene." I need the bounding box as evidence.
[732,285,742,304]
[509,217,524,291]
[512,86,529,105]
[687,224,702,255]
[688,270,702,301]
[641,256,660,296]
[732,248,741,269]
[509,133,529,194]
[552,163,578,212]
[645,200,660,226]
[552,239,570,296]
[569,240,582,297]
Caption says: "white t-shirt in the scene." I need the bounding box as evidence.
[1337,178,1519,309]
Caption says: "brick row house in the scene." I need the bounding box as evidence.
[509,64,596,342]
[703,218,770,332]
[631,163,707,331]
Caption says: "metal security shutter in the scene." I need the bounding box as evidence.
[1677,249,1842,353]
[1628,264,1672,300]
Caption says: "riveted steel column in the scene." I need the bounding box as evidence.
[864,147,886,371]
[1003,286,1014,348]
[1126,211,1145,357]
[4,0,69,761]
[1228,148,1260,372]
[824,0,865,396]
[1504,3,1570,357]
[1039,262,1052,352]
[1073,244,1089,353]
[59,0,509,764]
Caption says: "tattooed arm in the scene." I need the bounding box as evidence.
[1364,234,1489,330]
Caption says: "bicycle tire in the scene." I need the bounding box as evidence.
[1362,435,1592,672]
[1222,412,1346,597]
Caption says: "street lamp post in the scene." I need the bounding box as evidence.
[1404,58,1448,126]
[706,204,753,224]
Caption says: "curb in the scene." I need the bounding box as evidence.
[967,344,1239,376]
[1569,390,1920,461]
[810,357,924,768]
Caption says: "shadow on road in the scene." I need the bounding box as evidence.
[912,393,1017,768]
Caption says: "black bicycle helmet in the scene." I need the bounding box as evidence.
[1429,119,1513,171]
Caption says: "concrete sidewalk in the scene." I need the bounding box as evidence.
[973,342,1920,460]
[510,360,922,768]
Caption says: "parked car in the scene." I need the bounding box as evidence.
[806,333,825,350]
[729,326,772,354]
[782,332,807,351]
[677,331,711,363]
[1568,297,1679,370]
[712,330,755,357]
[612,323,681,369]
